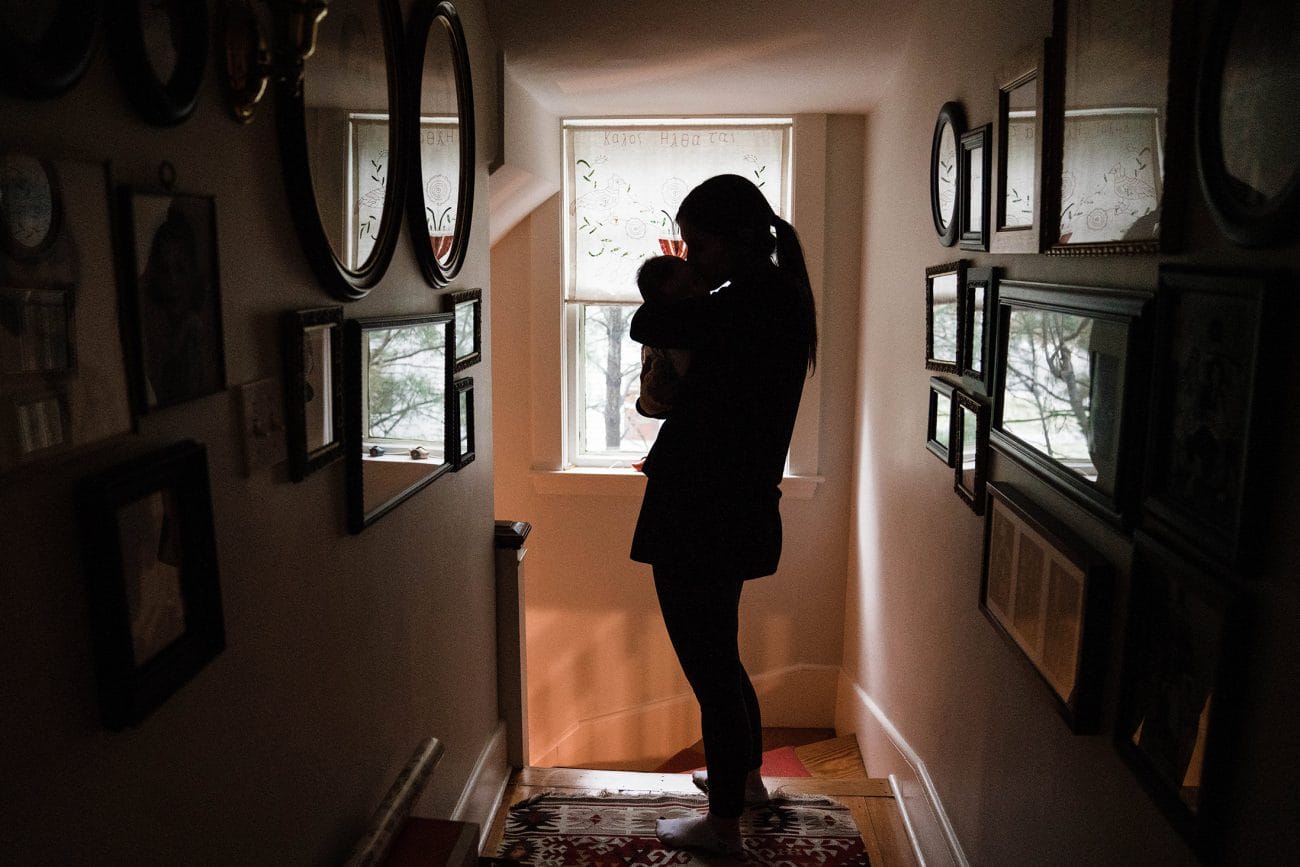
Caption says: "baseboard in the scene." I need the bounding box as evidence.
[835,672,968,867]
[532,664,840,770]
[449,721,511,847]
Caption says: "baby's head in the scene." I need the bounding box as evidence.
[637,255,705,302]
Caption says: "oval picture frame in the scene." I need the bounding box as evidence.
[931,101,966,247]
[0,0,99,101]
[107,1,210,126]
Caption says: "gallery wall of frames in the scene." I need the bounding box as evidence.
[923,0,1295,859]
[1,1,482,731]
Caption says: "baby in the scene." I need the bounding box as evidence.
[635,254,708,418]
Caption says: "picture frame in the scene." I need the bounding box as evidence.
[283,306,345,482]
[1141,266,1276,573]
[991,39,1050,254]
[116,187,226,414]
[930,101,967,247]
[76,440,225,730]
[981,482,1113,733]
[1044,0,1196,255]
[960,266,998,393]
[452,375,475,470]
[1115,531,1245,861]
[959,124,991,251]
[953,387,989,514]
[0,2,98,100]
[991,280,1151,526]
[445,287,482,371]
[1194,0,1300,248]
[925,260,966,374]
[106,1,209,126]
[926,376,957,466]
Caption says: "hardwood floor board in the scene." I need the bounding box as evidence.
[795,733,869,779]
[867,793,919,866]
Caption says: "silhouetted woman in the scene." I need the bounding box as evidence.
[629,173,817,856]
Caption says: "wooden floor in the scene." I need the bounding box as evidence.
[481,733,918,865]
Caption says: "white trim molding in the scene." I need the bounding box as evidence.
[450,721,511,850]
[528,468,824,499]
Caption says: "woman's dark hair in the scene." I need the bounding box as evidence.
[676,174,817,373]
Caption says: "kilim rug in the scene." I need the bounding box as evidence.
[495,791,871,865]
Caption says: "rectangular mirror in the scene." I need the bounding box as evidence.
[925,260,966,373]
[961,266,998,391]
[345,313,453,533]
[452,375,475,470]
[927,376,957,466]
[445,287,482,371]
[283,306,344,482]
[992,39,1049,253]
[953,388,989,514]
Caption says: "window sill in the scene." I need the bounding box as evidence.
[529,468,824,499]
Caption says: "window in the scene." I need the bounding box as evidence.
[562,118,792,467]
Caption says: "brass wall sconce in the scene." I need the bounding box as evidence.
[219,0,328,124]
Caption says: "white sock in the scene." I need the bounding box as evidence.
[691,768,769,803]
[656,814,743,855]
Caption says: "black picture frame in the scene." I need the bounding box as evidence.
[346,312,454,533]
[1141,266,1276,574]
[925,260,966,374]
[991,39,1050,254]
[1194,0,1300,248]
[961,266,998,392]
[76,440,225,730]
[452,375,475,470]
[446,288,482,371]
[1115,531,1246,862]
[953,388,989,514]
[959,124,991,252]
[283,306,345,482]
[991,280,1151,526]
[926,376,957,466]
[980,482,1113,733]
[106,1,209,127]
[930,102,967,247]
[0,0,98,101]
[116,187,227,415]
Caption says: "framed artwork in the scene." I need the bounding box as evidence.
[930,102,966,247]
[77,440,225,730]
[1115,531,1244,861]
[117,187,226,414]
[445,287,482,371]
[283,306,345,482]
[1141,267,1275,573]
[1,153,131,477]
[1195,0,1300,248]
[959,124,991,251]
[0,3,98,100]
[106,1,209,126]
[925,260,966,374]
[452,375,475,470]
[991,280,1151,526]
[981,482,1112,733]
[926,376,957,466]
[961,266,998,392]
[991,39,1050,254]
[953,388,989,514]
[1044,0,1196,255]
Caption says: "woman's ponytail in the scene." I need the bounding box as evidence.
[774,217,817,374]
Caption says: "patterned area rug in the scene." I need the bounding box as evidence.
[495,792,870,865]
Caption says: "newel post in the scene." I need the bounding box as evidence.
[493,520,531,768]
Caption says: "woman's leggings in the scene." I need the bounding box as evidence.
[653,563,763,819]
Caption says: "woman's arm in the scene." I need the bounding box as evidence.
[630,293,718,350]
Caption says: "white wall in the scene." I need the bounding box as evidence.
[0,1,503,862]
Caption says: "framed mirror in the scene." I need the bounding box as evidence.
[959,124,991,251]
[1195,0,1300,248]
[0,0,98,100]
[345,312,453,533]
[926,376,957,466]
[107,1,209,126]
[925,260,966,374]
[953,388,989,515]
[446,287,481,371]
[274,0,406,301]
[930,102,966,247]
[991,280,1151,526]
[283,306,344,482]
[451,375,474,470]
[961,266,997,391]
[407,0,475,286]
[991,39,1049,253]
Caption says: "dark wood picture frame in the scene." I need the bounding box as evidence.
[953,387,989,514]
[959,124,992,251]
[445,288,482,372]
[116,187,227,415]
[0,0,98,100]
[452,375,475,470]
[283,306,345,482]
[1141,266,1276,574]
[991,39,1050,254]
[927,376,957,466]
[76,440,225,730]
[1115,531,1245,862]
[961,266,998,393]
[981,482,1113,733]
[930,102,967,247]
[925,260,967,374]
[991,280,1151,526]
[106,2,209,126]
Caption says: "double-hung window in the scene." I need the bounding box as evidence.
[562,118,792,467]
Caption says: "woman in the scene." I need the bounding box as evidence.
[629,173,817,856]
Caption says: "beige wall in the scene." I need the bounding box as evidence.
[0,1,502,862]
[842,0,1300,862]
